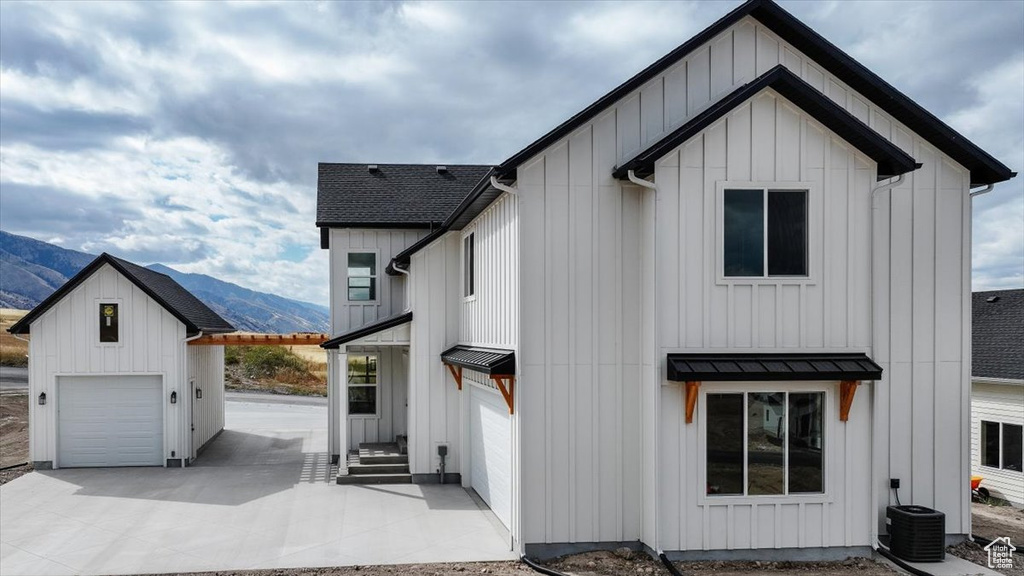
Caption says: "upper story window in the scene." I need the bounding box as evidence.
[463,233,475,298]
[347,252,377,301]
[706,390,824,496]
[99,303,119,343]
[724,188,808,278]
[982,420,1023,472]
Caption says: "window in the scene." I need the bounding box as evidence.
[724,188,808,277]
[706,391,824,496]
[463,233,474,298]
[99,303,118,343]
[347,354,378,415]
[981,421,1023,472]
[347,253,377,301]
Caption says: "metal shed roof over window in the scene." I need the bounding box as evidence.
[666,353,882,382]
[441,345,515,375]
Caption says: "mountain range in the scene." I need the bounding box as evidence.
[0,230,329,334]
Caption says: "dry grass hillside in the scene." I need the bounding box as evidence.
[0,309,28,367]
[225,344,327,396]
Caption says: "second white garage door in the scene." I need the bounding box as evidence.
[58,375,163,468]
[470,384,511,530]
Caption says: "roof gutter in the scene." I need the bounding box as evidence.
[969,183,994,198]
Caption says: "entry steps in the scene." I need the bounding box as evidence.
[336,437,410,485]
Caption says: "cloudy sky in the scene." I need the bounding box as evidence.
[1,0,1021,306]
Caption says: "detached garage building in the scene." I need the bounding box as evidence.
[8,253,235,469]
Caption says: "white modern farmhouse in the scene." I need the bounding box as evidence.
[316,0,1016,559]
[971,290,1023,507]
[8,253,234,469]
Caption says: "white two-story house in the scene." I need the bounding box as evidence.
[315,0,1016,560]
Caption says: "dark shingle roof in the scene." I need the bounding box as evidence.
[316,163,494,228]
[973,289,1024,381]
[8,253,234,335]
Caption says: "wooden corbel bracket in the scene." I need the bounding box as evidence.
[445,364,463,391]
[685,381,700,424]
[490,375,515,415]
[839,380,859,422]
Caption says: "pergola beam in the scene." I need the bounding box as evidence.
[188,333,329,346]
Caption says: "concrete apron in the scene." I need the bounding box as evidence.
[0,398,514,575]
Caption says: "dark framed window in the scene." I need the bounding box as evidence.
[464,233,474,298]
[706,390,824,496]
[99,303,119,343]
[982,420,1023,472]
[347,354,378,415]
[724,189,808,277]
[347,253,377,301]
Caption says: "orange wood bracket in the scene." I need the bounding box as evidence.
[839,380,859,422]
[685,381,700,424]
[445,364,463,391]
[491,375,515,415]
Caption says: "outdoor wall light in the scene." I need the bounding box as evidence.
[196,388,203,399]
[170,391,177,404]
[38,392,46,406]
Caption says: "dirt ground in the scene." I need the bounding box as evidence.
[972,501,1024,542]
[156,561,531,576]
[948,540,1024,576]
[0,391,32,485]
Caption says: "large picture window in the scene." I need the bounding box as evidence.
[706,391,824,496]
[347,354,378,416]
[724,188,808,277]
[981,420,1023,472]
[347,253,377,301]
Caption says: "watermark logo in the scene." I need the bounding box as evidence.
[984,536,1015,570]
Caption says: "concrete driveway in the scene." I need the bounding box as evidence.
[0,395,514,575]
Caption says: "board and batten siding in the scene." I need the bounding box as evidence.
[970,380,1024,506]
[188,345,225,459]
[328,228,428,334]
[654,90,875,550]
[26,263,187,467]
[460,193,519,349]
[513,14,972,549]
[407,234,463,478]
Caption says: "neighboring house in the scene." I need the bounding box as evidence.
[7,253,234,469]
[316,0,1015,559]
[971,289,1024,507]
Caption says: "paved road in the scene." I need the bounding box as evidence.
[226,391,326,406]
[0,366,28,391]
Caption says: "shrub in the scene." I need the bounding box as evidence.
[239,346,307,379]
[224,346,242,366]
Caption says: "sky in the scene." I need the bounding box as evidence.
[0,0,1021,307]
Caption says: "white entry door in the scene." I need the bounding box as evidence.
[470,384,512,529]
[58,375,163,468]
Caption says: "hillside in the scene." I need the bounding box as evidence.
[0,230,328,334]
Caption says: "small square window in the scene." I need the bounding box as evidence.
[348,253,377,301]
[724,188,808,278]
[99,303,118,343]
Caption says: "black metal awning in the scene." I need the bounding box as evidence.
[321,311,412,349]
[666,353,882,382]
[441,345,516,375]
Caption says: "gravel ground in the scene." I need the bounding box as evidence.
[154,562,532,576]
[672,555,898,576]
[0,391,30,485]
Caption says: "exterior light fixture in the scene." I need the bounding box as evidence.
[170,391,177,404]
[38,392,46,406]
[196,388,203,399]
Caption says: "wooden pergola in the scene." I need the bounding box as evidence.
[188,333,329,346]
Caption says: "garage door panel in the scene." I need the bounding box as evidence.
[58,376,163,468]
[470,385,511,530]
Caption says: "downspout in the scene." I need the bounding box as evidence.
[391,263,412,313]
[490,176,518,196]
[179,330,204,467]
[969,184,994,198]
[627,168,661,558]
[868,171,909,549]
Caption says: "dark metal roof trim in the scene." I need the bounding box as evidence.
[321,311,413,349]
[8,253,235,336]
[497,0,1014,186]
[314,221,443,229]
[613,65,920,181]
[441,345,516,375]
[666,352,883,382]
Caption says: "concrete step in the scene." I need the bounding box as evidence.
[358,454,408,465]
[348,462,410,475]
[336,473,412,485]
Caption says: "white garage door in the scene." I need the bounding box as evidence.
[470,384,511,529]
[58,375,163,468]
